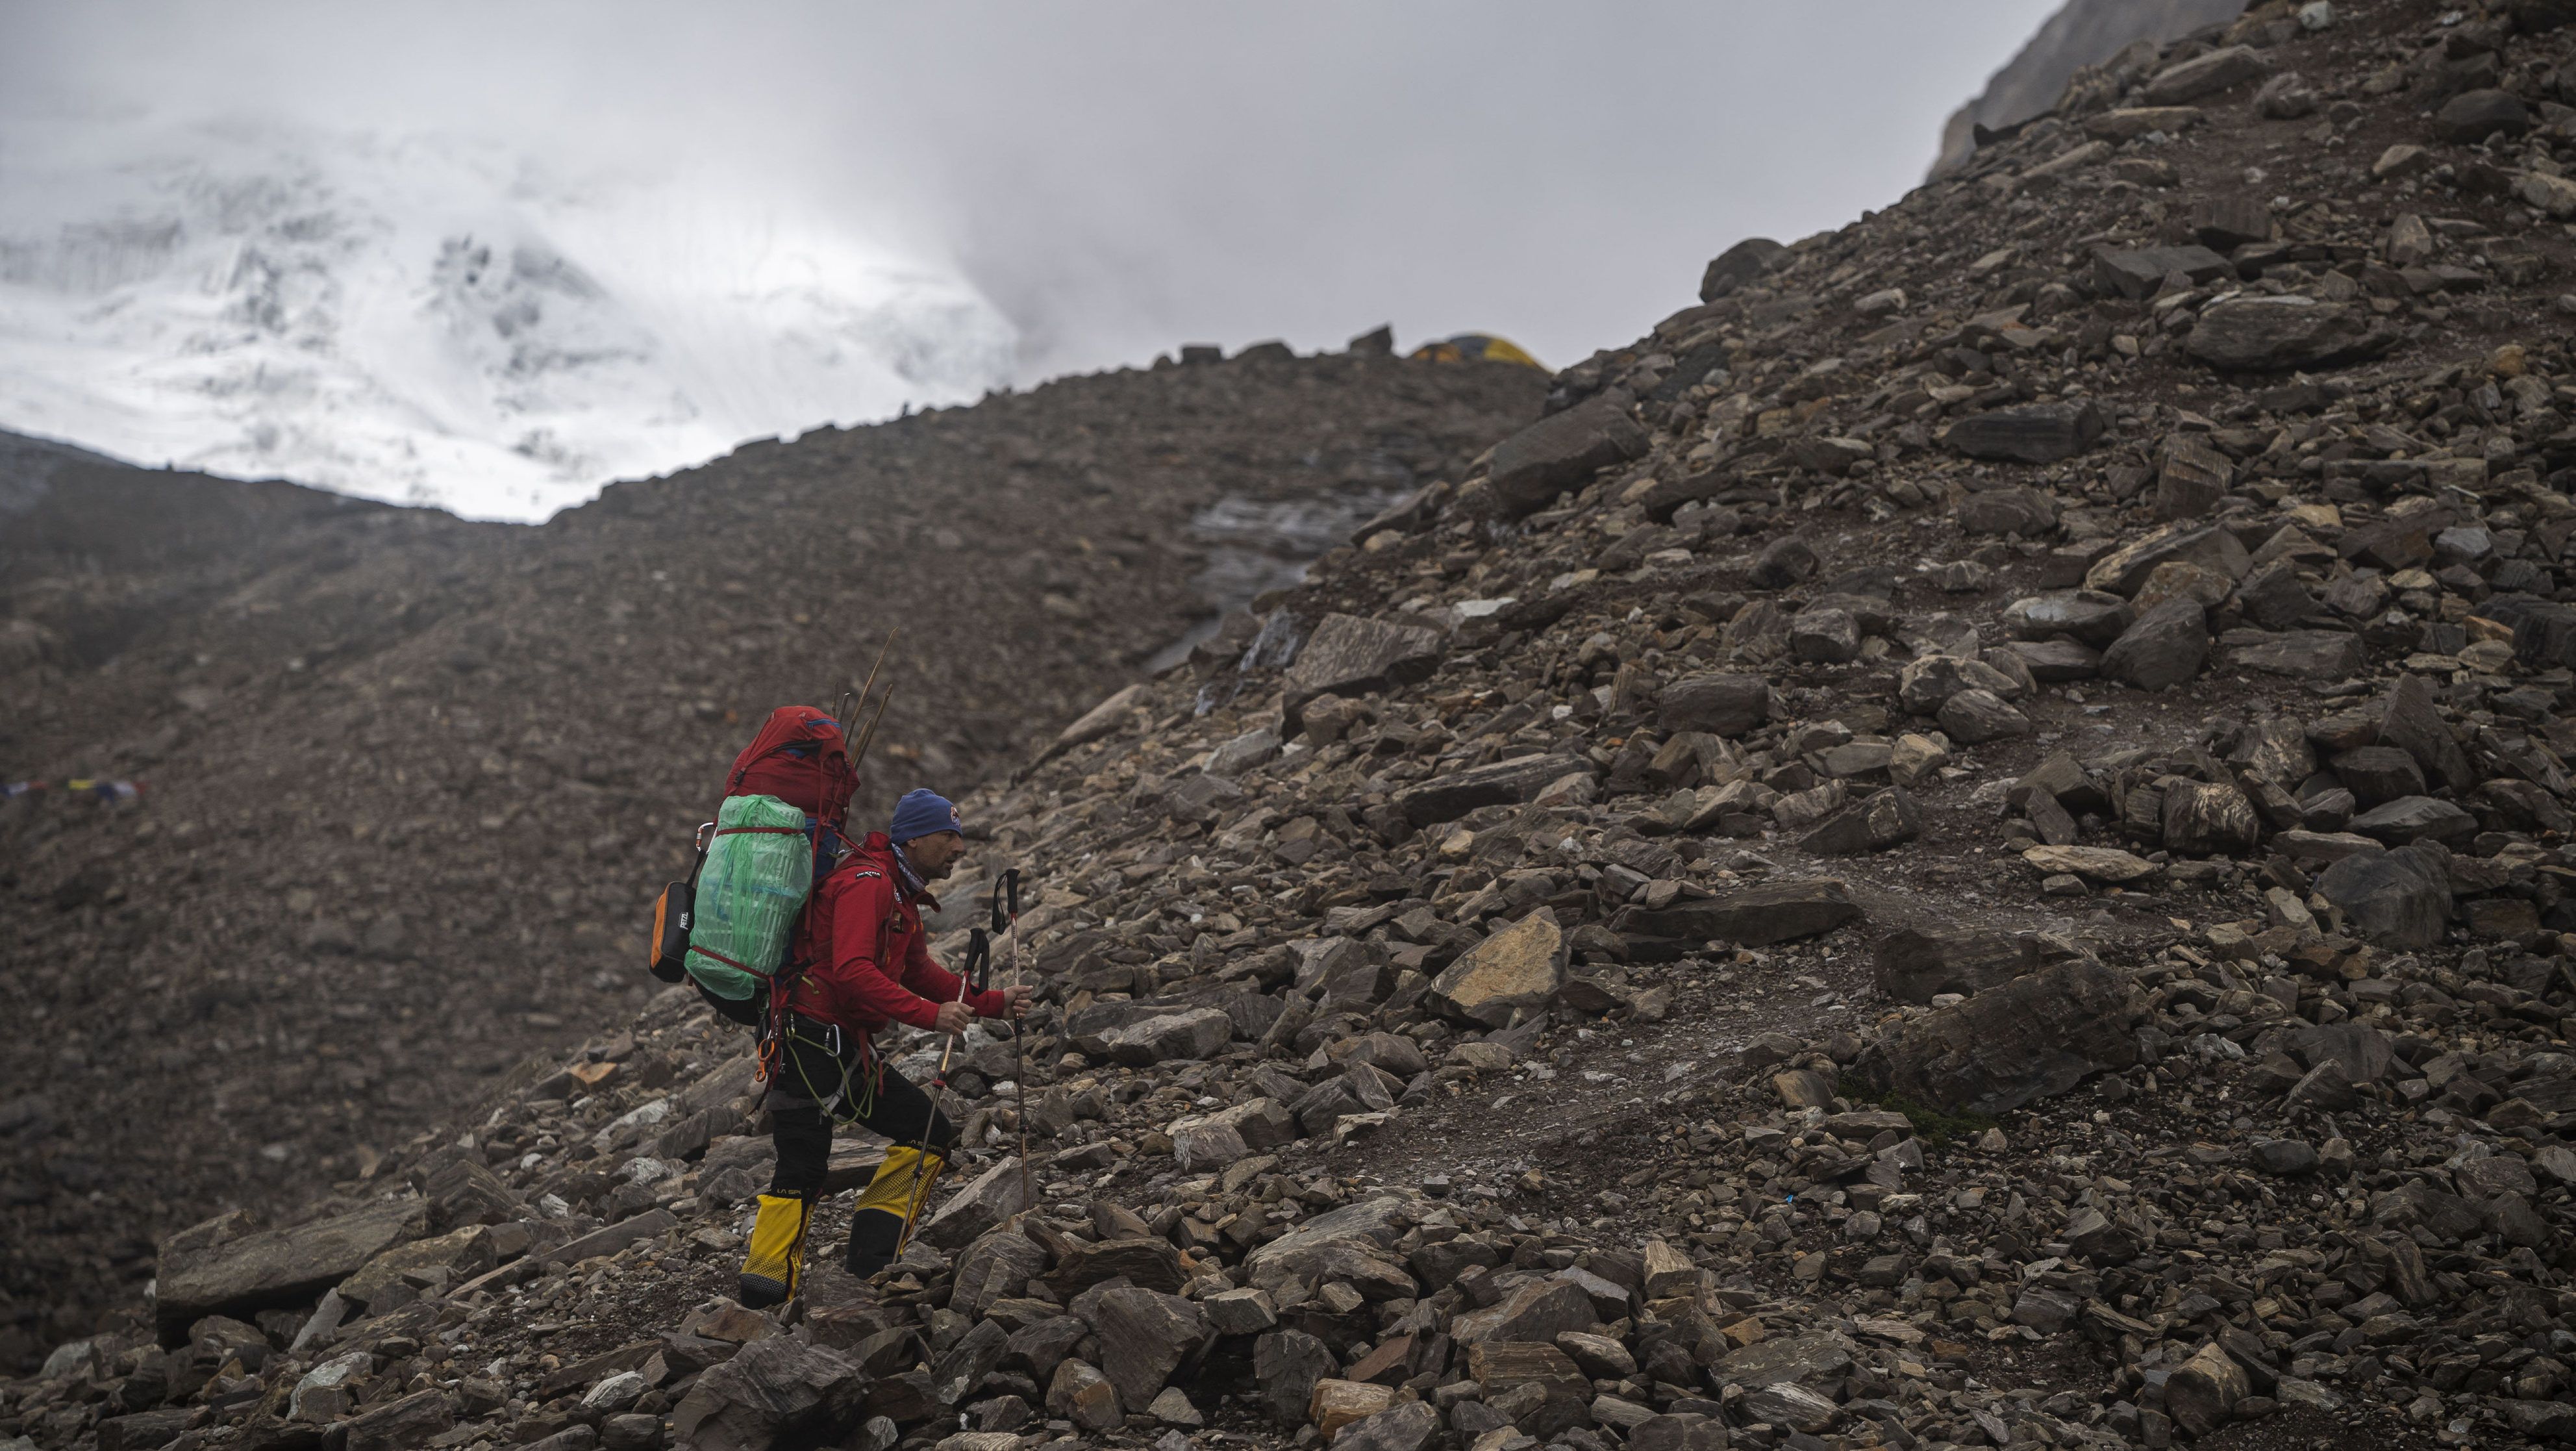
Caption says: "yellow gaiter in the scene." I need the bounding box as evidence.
[737,1193,810,1309]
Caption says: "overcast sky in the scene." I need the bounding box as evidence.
[1,2,2061,381]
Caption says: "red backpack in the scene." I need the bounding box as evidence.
[649,706,860,1024]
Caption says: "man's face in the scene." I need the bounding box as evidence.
[905,830,966,880]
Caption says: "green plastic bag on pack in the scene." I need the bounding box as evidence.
[683,793,815,1002]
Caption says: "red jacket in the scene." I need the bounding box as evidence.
[784,832,1004,1035]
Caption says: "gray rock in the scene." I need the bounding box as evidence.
[670,1339,865,1451]
[2350,795,2477,847]
[1281,614,1442,724]
[2434,88,2529,142]
[2250,1139,2321,1176]
[2314,845,2453,948]
[2236,561,2321,629]
[1656,672,1771,736]
[1753,534,1821,588]
[1332,1401,1438,1451]
[2156,431,2232,520]
[1872,926,2042,1005]
[1485,394,1648,516]
[1945,401,2105,464]
[2186,297,2397,371]
[2231,628,2368,679]
[2092,244,2234,300]
[1711,1333,1853,1388]
[1936,687,2031,744]
[2376,672,2477,793]
[1996,638,2101,681]
[1955,486,2061,537]
[918,1156,1033,1252]
[2142,45,2269,105]
[1449,1276,1600,1345]
[1610,877,1864,951]
[2100,598,2208,690]
[2283,1023,2395,1084]
[345,1390,456,1451]
[2012,1283,2082,1333]
[950,1226,1047,1319]
[1853,956,2139,1115]
[1086,1287,1210,1408]
[1094,1007,1234,1066]
[2003,590,2132,646]
[1736,1383,1841,1434]
[1045,1358,1121,1433]
[1897,654,2023,714]
[156,1198,429,1333]
[2331,746,2425,807]
[1699,237,1786,301]
[1394,753,1588,827]
[1251,1330,1335,1424]
[1788,605,1860,663]
[2086,521,2250,597]
[2162,779,2258,855]
[1797,788,1922,857]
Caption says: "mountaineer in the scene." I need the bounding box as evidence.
[737,787,1032,1306]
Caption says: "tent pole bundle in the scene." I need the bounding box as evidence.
[837,629,900,779]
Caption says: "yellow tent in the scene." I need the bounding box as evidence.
[1408,333,1542,369]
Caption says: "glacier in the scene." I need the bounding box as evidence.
[0,116,1019,521]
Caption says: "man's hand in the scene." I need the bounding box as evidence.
[934,1000,973,1036]
[999,984,1036,1020]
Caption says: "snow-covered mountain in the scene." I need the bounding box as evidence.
[0,117,1018,520]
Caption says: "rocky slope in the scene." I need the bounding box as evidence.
[1932,0,2265,178]
[0,351,1544,1370]
[12,1,2576,1450]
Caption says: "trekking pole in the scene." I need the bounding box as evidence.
[993,868,1031,1209]
[893,927,986,1257]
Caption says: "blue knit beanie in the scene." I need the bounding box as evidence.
[890,788,963,843]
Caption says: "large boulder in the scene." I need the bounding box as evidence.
[2376,673,2477,793]
[2315,846,2454,948]
[950,1226,1048,1319]
[1955,486,2062,537]
[671,1337,866,1451]
[1853,957,2139,1115]
[1871,927,2043,1005]
[2003,590,2131,647]
[1485,394,1648,516]
[2084,523,2249,598]
[1699,237,1786,301]
[1610,879,1862,954]
[156,1199,429,1333]
[917,1156,1033,1251]
[2142,45,2268,105]
[1084,1287,1210,1409]
[1449,1278,1602,1345]
[1797,789,1921,857]
[1427,909,1566,1028]
[1281,614,1442,726]
[1395,755,1589,827]
[1944,401,2104,464]
[1657,673,1771,737]
[2186,297,2397,371]
[1091,1007,1234,1066]
[337,1226,495,1314]
[1253,1331,1336,1424]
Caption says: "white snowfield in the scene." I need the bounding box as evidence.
[0,118,1018,522]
